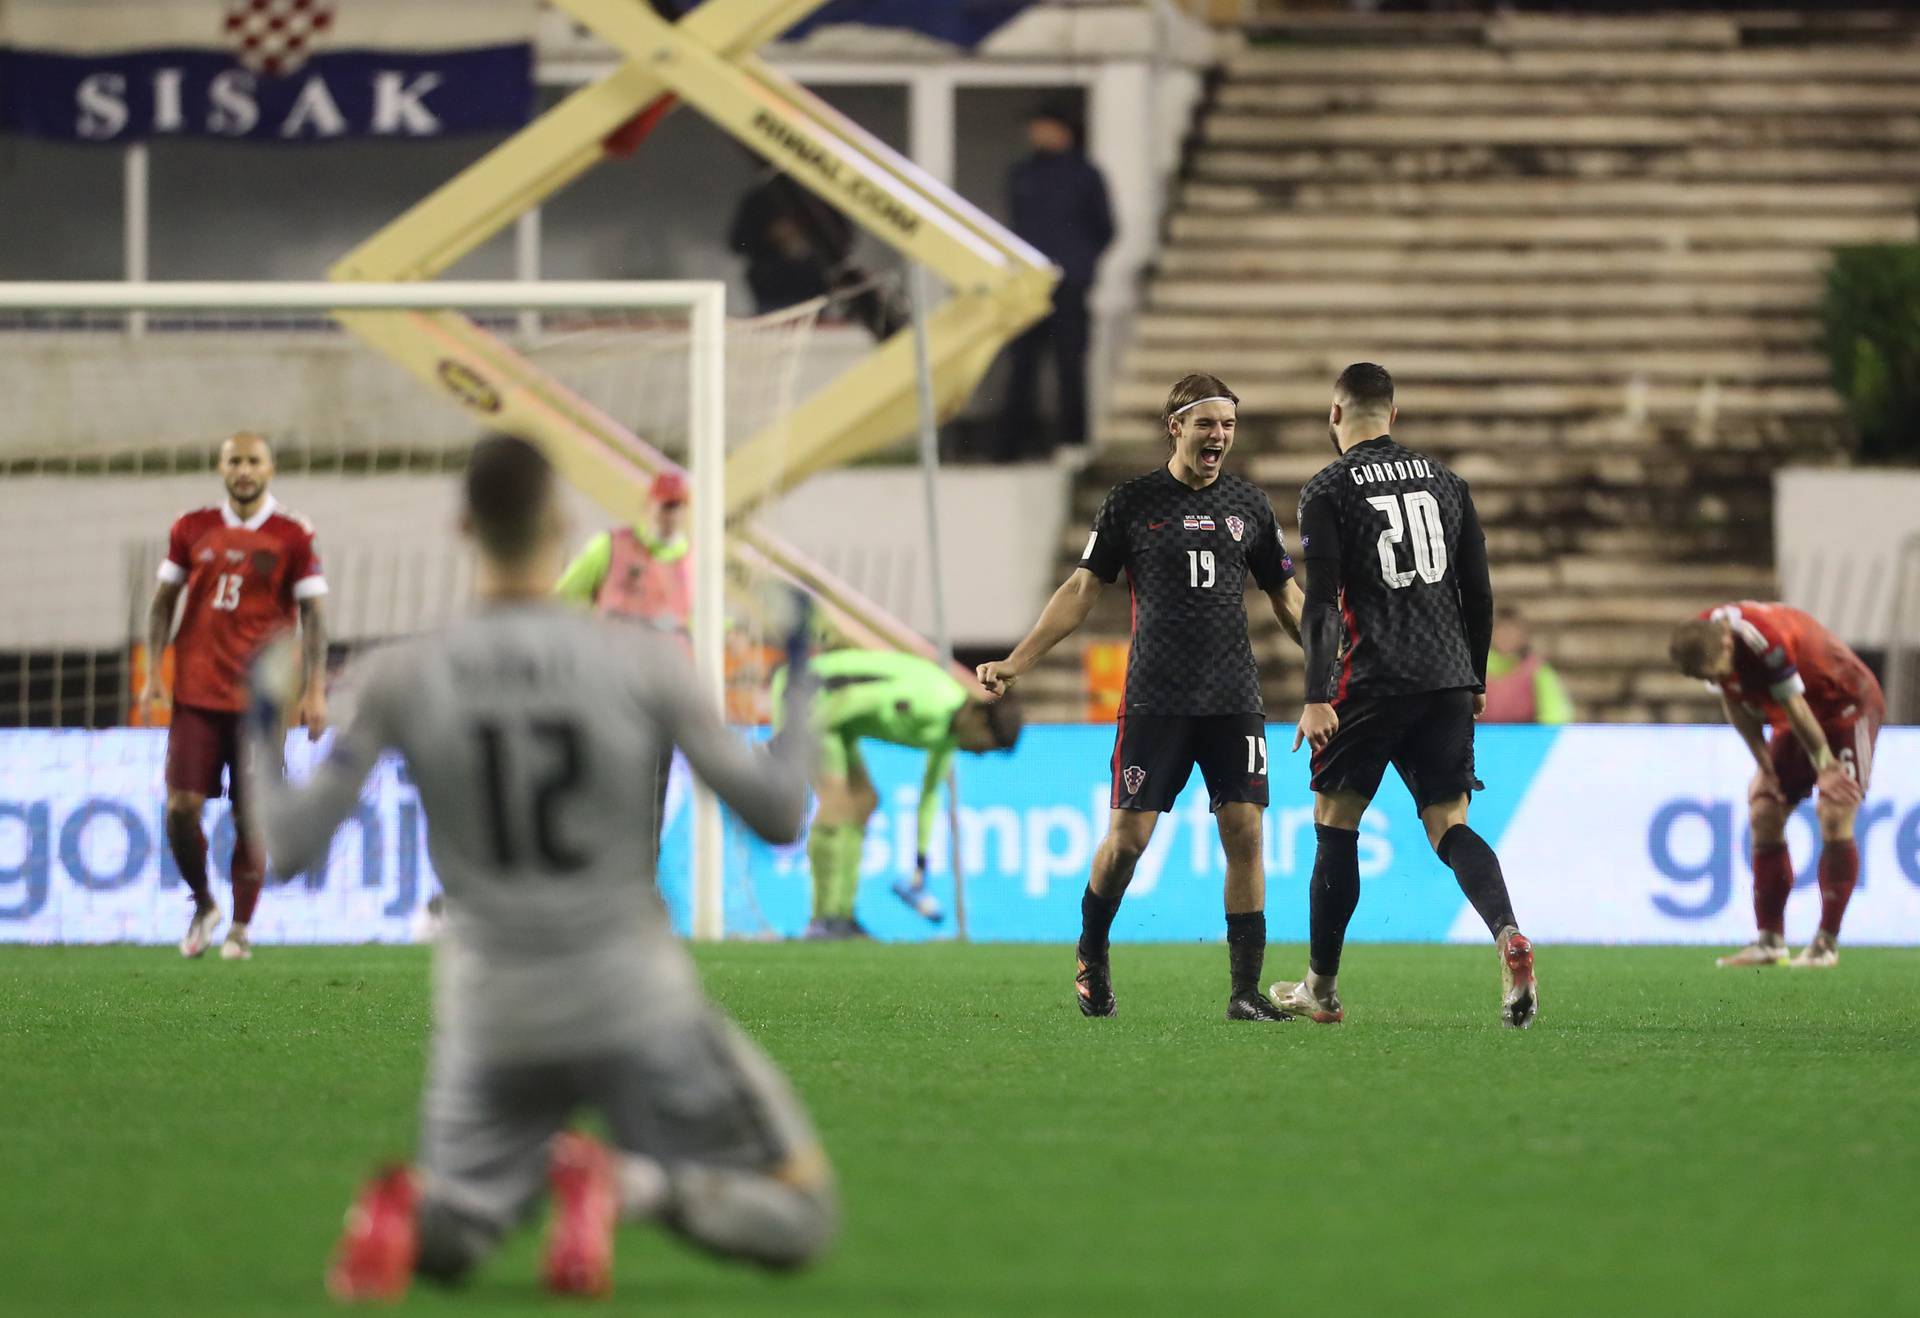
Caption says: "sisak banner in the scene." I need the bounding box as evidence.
[0,0,537,142]
[4,724,1919,946]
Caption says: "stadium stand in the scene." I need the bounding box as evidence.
[1039,7,1920,724]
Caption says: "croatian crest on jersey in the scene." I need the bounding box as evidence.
[1226,515,1245,542]
[1123,765,1147,795]
[223,0,338,78]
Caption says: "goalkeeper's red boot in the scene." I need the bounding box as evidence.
[326,1166,418,1302]
[544,1133,618,1297]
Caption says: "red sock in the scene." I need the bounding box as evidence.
[1752,842,1792,936]
[167,810,211,905]
[231,838,265,925]
[1817,839,1859,938]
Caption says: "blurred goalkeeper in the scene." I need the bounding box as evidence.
[771,650,1024,938]
[241,436,836,1301]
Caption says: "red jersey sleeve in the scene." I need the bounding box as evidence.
[288,523,328,602]
[1716,603,1804,703]
[158,514,194,586]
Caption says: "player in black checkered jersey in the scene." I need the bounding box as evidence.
[977,375,1305,1022]
[1268,363,1538,1029]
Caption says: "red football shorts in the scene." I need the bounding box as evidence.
[1769,696,1882,806]
[165,703,242,800]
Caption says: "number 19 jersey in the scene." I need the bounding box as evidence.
[1297,436,1482,702]
[1079,468,1295,716]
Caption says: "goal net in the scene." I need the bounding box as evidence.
[0,281,907,946]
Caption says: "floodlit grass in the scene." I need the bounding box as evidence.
[3,943,1917,1316]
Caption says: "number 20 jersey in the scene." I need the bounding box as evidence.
[1080,468,1295,716]
[1297,436,1482,702]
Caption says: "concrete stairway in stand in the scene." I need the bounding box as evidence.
[1038,9,1920,724]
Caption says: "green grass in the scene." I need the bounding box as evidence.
[3,944,1918,1316]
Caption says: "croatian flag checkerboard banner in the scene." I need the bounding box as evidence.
[0,0,537,141]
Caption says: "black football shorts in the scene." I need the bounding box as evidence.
[1110,711,1270,813]
[1309,688,1484,810]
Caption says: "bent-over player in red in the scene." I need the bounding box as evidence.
[1669,602,1882,968]
[139,432,329,961]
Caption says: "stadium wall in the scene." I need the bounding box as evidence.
[6,724,1918,946]
[0,464,1064,651]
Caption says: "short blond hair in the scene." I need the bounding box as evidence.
[1668,619,1727,675]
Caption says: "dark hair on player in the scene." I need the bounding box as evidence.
[1334,362,1395,414]
[1668,618,1728,677]
[465,433,554,561]
[984,691,1026,752]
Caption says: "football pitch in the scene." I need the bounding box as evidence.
[4,943,1917,1317]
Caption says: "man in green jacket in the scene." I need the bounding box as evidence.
[774,649,1023,938]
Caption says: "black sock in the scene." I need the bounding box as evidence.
[1225,911,1266,998]
[1308,824,1361,977]
[1078,885,1122,963]
[1437,824,1517,938]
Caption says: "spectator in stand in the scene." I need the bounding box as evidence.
[728,165,904,339]
[996,103,1116,462]
[729,169,856,316]
[1481,606,1575,724]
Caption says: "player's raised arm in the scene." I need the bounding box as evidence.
[979,568,1104,695]
[651,631,817,845]
[240,640,397,879]
[978,491,1124,695]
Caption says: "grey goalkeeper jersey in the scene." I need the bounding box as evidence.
[243,601,813,1064]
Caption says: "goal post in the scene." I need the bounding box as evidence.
[0,279,843,942]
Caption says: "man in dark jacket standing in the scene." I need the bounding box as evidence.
[998,105,1115,461]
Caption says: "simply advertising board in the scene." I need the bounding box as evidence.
[5,724,1918,946]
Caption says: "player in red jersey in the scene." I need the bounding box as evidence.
[138,432,329,961]
[1669,602,1882,969]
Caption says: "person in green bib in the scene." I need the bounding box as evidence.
[555,470,692,634]
[773,649,1024,939]
[556,470,692,860]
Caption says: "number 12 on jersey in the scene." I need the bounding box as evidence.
[1366,492,1447,589]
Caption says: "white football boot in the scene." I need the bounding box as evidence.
[1789,931,1839,969]
[179,901,222,959]
[220,924,253,961]
[1267,976,1343,1023]
[1716,933,1789,968]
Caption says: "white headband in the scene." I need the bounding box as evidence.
[1171,395,1235,418]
